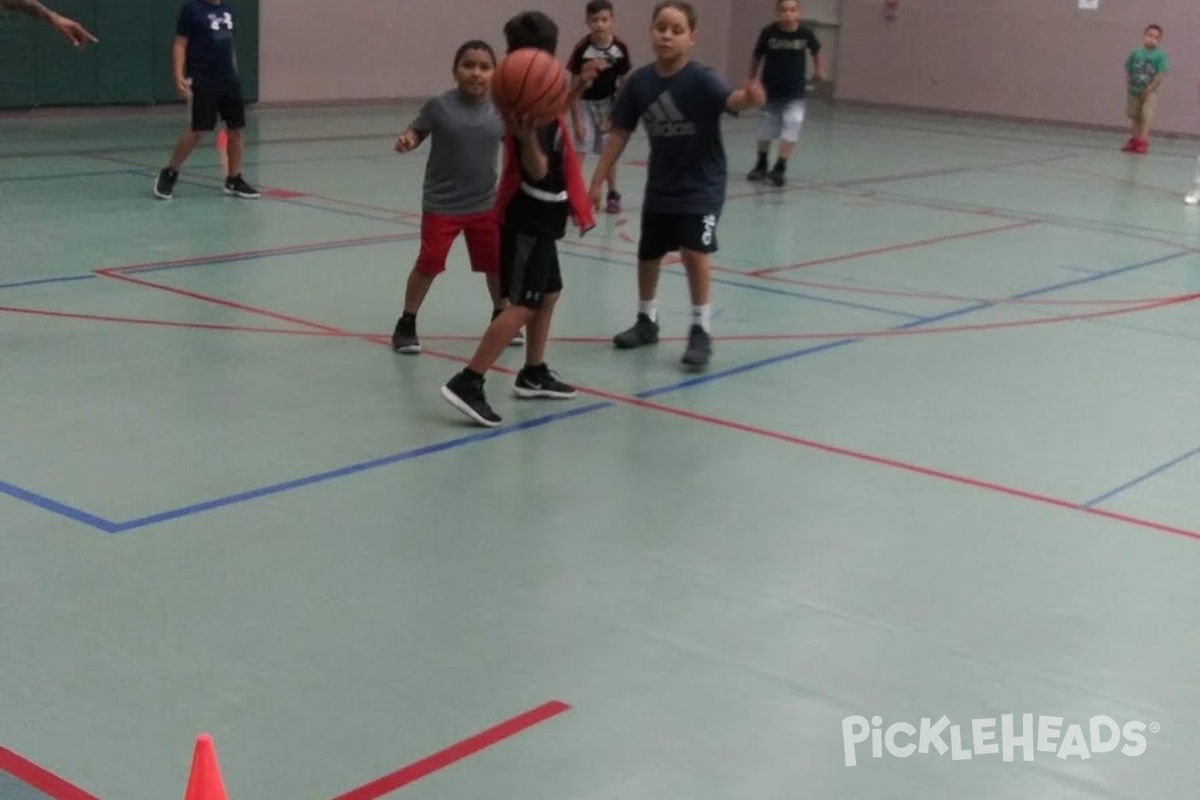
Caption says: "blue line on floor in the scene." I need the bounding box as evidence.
[1080,443,1200,508]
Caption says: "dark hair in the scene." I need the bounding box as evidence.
[504,11,559,54]
[652,1,697,30]
[453,39,496,70]
[776,0,799,7]
[1145,23,1163,36]
[586,0,614,16]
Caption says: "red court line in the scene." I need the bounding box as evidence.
[326,701,570,800]
[564,236,1153,308]
[105,269,1200,542]
[96,270,348,332]
[0,305,344,336]
[0,748,101,800]
[100,232,417,276]
[588,391,1200,542]
[748,220,1038,276]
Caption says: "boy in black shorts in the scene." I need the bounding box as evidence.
[154,0,259,200]
[588,1,764,368]
[440,11,596,428]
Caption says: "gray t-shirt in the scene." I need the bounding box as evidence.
[410,90,504,214]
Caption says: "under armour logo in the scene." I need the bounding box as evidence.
[209,12,233,31]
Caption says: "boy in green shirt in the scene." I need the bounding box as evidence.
[1123,24,1167,154]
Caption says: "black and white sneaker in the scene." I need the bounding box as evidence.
[613,313,659,348]
[513,364,576,399]
[440,370,501,427]
[154,167,178,199]
[224,174,260,199]
[681,324,712,369]
[391,315,420,354]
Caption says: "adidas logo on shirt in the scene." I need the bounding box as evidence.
[643,91,696,137]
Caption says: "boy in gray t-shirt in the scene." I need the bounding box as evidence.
[391,40,523,354]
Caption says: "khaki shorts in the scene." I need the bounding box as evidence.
[1127,90,1158,124]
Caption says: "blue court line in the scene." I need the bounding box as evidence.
[0,402,612,534]
[0,481,119,533]
[1,237,1190,533]
[830,153,1078,189]
[560,248,923,320]
[0,274,95,290]
[1081,443,1200,508]
[0,168,134,183]
[639,248,1192,398]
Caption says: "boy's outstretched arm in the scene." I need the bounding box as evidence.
[727,79,766,113]
[588,127,630,209]
[569,59,609,104]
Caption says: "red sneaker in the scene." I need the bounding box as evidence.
[1121,137,1138,152]
[1134,139,1149,154]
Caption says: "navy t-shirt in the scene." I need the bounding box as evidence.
[754,23,820,103]
[611,61,732,215]
[176,0,239,88]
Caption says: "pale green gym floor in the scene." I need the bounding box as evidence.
[3,98,1200,800]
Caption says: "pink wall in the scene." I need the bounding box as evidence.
[259,0,733,103]
[835,0,1198,135]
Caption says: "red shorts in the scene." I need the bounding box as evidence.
[414,210,500,276]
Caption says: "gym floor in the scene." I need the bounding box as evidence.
[3,97,1200,800]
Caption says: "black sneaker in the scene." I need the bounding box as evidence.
[154,167,178,199]
[613,313,659,348]
[681,324,712,369]
[747,164,768,182]
[224,174,260,199]
[769,166,786,187]
[440,371,501,427]
[513,364,576,399]
[391,315,419,354]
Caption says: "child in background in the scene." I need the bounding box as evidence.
[567,0,632,213]
[440,11,596,427]
[1122,24,1167,155]
[746,0,823,186]
[154,0,259,200]
[390,40,524,354]
[588,0,764,369]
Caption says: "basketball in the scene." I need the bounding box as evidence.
[491,48,570,124]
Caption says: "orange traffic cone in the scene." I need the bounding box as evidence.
[216,129,229,175]
[182,734,228,800]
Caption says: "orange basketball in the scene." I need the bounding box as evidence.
[491,47,570,124]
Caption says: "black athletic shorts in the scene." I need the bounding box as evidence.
[500,225,563,309]
[637,211,720,261]
[190,82,246,132]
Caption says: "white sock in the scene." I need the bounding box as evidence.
[639,299,658,323]
[693,304,712,332]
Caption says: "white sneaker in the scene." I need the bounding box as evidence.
[1186,189,1200,205]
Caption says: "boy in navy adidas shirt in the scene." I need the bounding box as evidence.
[154,0,259,200]
[588,0,764,368]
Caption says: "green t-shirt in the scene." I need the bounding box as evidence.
[1126,47,1168,95]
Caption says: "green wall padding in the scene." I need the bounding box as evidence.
[0,0,258,110]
